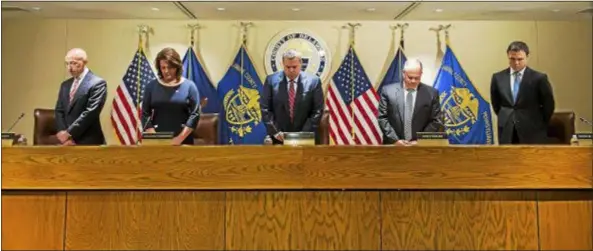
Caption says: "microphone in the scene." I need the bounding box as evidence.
[579,117,593,127]
[5,113,25,132]
[142,110,154,132]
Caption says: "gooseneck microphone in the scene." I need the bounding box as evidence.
[5,112,25,132]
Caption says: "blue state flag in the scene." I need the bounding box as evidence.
[433,45,494,144]
[377,46,407,94]
[217,45,267,144]
[182,47,221,113]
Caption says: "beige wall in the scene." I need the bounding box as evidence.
[2,19,591,145]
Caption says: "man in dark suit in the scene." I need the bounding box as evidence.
[378,58,444,146]
[54,48,108,145]
[261,49,324,144]
[490,41,555,144]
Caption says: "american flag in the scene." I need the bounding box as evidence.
[326,47,382,145]
[110,49,156,145]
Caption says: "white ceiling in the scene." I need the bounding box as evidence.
[1,1,592,20]
[404,1,593,20]
[183,2,411,20]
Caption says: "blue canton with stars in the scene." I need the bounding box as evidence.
[332,47,373,104]
[123,50,156,107]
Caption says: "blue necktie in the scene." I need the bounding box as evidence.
[513,71,522,103]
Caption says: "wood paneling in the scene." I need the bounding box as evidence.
[64,191,224,250]
[3,146,592,189]
[1,191,66,250]
[2,146,303,189]
[225,192,380,250]
[304,146,593,189]
[2,146,592,250]
[538,191,593,250]
[381,191,539,250]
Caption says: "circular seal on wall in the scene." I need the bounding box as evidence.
[264,29,331,81]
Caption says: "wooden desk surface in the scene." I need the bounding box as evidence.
[2,146,592,190]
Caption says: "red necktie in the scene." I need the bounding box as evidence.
[69,77,80,102]
[288,79,295,122]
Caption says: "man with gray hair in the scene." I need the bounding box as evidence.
[54,48,108,145]
[378,58,444,146]
[261,49,324,144]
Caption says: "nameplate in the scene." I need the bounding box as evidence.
[416,132,449,146]
[575,132,593,146]
[2,132,15,140]
[2,132,15,147]
[284,132,315,146]
[417,132,448,140]
[142,132,174,140]
[575,133,593,140]
[142,132,174,146]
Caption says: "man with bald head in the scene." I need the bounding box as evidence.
[378,58,444,146]
[54,48,107,145]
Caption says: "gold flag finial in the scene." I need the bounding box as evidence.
[342,23,362,46]
[187,23,201,47]
[239,22,253,46]
[137,24,150,50]
[429,24,452,45]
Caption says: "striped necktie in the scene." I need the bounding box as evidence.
[69,77,81,102]
[288,79,296,122]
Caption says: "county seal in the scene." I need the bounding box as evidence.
[264,29,332,81]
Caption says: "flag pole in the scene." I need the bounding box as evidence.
[442,24,452,46]
[394,23,408,86]
[187,23,201,80]
[239,21,252,144]
[344,22,361,142]
[136,24,149,145]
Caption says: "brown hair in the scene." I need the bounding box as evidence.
[154,47,183,80]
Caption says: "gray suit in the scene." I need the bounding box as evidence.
[378,82,444,144]
[55,71,107,145]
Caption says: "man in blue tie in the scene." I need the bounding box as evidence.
[490,41,555,144]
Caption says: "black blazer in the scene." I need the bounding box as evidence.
[378,82,444,144]
[490,67,555,144]
[261,71,324,143]
[54,71,108,145]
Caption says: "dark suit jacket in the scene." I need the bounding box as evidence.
[378,82,444,144]
[261,71,324,144]
[490,67,555,144]
[55,71,108,145]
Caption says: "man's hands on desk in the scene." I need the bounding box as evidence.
[395,140,418,146]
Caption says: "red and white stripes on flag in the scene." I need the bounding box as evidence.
[326,47,382,145]
[110,49,156,145]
